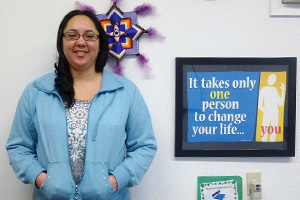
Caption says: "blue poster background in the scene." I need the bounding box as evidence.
[187,71,260,142]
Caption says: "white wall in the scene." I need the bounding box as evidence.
[1,0,299,199]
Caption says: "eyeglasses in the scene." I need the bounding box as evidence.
[63,31,99,42]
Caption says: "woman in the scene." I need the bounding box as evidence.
[6,10,157,200]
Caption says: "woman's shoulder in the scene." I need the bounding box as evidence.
[102,70,137,90]
[20,73,57,96]
[17,73,56,106]
[33,72,56,84]
[31,73,56,92]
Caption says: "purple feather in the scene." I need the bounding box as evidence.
[137,54,152,74]
[134,3,156,15]
[111,0,122,3]
[137,54,149,65]
[147,27,166,41]
[113,63,124,76]
[74,1,96,15]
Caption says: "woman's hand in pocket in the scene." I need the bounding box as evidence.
[109,175,118,191]
[35,172,47,189]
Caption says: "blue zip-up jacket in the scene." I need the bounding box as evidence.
[6,70,157,200]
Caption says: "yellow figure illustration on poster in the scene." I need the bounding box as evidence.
[256,72,286,142]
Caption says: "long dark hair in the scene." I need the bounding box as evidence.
[54,10,109,108]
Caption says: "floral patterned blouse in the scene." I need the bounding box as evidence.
[66,99,91,183]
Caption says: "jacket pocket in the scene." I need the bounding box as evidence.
[40,162,74,200]
[79,161,115,200]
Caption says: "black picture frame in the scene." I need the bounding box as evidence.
[175,57,296,157]
[282,0,300,4]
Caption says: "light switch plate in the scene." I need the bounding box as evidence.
[247,172,261,196]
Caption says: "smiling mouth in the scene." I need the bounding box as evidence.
[74,51,88,55]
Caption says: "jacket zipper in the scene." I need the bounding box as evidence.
[74,185,79,199]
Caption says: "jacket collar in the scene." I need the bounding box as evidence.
[100,70,124,93]
[33,69,124,94]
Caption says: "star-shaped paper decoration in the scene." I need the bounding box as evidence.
[97,5,144,61]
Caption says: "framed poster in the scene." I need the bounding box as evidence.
[175,57,296,157]
[198,176,242,200]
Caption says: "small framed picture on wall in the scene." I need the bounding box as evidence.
[283,0,300,3]
[175,57,296,157]
[270,0,300,17]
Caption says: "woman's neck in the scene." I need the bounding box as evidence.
[70,65,97,80]
[72,69,103,101]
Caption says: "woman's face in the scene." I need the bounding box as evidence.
[63,15,100,73]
